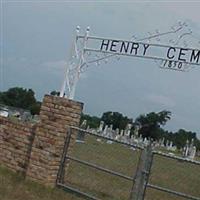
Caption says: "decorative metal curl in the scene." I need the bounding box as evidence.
[60,22,200,99]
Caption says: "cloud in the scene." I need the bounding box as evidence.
[164,2,200,25]
[3,2,200,135]
[40,60,88,80]
[41,60,66,71]
[166,113,200,139]
[147,94,176,108]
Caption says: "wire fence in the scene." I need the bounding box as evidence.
[145,151,200,200]
[57,127,200,200]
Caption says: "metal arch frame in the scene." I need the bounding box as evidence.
[60,26,89,99]
[60,26,200,100]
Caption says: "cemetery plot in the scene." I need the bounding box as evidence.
[146,154,200,200]
[57,126,200,200]
[71,134,141,178]
[64,161,133,200]
[145,188,190,200]
[58,128,142,200]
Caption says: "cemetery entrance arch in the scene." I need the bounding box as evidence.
[57,26,200,200]
[59,26,200,99]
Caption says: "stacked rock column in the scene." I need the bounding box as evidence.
[26,95,83,186]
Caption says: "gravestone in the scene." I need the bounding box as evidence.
[167,141,173,151]
[124,123,132,144]
[183,139,196,159]
[76,120,87,143]
[98,121,104,132]
[115,129,120,140]
[188,139,196,160]
[143,137,149,146]
[139,134,143,143]
[190,146,197,160]
[161,138,165,147]
[116,128,119,135]
[106,124,116,144]
[134,125,140,137]
[125,123,132,136]
[103,125,108,136]
[183,140,190,157]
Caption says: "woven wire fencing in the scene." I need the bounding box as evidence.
[59,127,143,200]
[145,152,200,200]
[57,127,200,200]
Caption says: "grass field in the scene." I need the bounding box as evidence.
[1,134,200,200]
[0,166,82,200]
[63,134,200,200]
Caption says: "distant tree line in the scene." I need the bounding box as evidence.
[81,110,200,150]
[0,87,41,115]
[1,87,199,150]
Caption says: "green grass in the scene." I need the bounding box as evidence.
[64,136,139,199]
[0,166,83,200]
[1,135,200,200]
[63,135,200,200]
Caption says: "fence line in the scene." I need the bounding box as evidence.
[57,126,200,200]
[153,150,200,165]
[147,183,200,200]
[70,126,144,150]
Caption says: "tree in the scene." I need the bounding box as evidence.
[101,111,133,130]
[0,87,35,108]
[50,91,60,96]
[135,110,171,140]
[29,102,42,115]
[0,87,41,115]
[172,129,197,149]
[81,113,101,128]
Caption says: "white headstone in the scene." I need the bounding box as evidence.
[106,140,113,144]
[143,137,149,146]
[188,146,196,160]
[139,134,143,143]
[98,121,104,132]
[103,125,108,136]
[116,128,119,135]
[125,123,132,136]
[134,125,140,137]
[76,120,87,143]
[161,138,165,147]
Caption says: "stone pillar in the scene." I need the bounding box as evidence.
[26,95,83,186]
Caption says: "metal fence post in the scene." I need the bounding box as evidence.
[130,142,153,200]
[56,128,72,184]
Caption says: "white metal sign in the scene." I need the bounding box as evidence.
[60,26,200,99]
[85,37,200,66]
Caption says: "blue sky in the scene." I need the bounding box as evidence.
[1,1,200,137]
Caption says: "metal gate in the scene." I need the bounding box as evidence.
[56,126,200,200]
[56,126,144,199]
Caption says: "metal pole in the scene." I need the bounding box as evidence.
[68,27,90,99]
[56,128,72,184]
[130,142,153,200]
[60,26,81,98]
